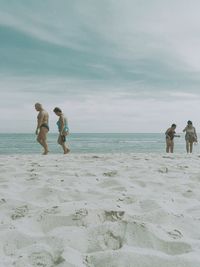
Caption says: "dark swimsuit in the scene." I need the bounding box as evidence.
[40,123,49,131]
[166,129,175,140]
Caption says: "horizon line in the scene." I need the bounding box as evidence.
[0,132,184,134]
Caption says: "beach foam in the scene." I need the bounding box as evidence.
[0,153,200,266]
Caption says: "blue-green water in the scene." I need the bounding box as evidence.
[0,133,194,154]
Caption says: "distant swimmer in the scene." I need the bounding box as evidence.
[165,124,180,153]
[183,120,197,153]
[53,107,70,154]
[35,103,49,155]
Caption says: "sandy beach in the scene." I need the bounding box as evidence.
[1,153,200,267]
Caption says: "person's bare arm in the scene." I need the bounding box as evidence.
[59,115,65,134]
[194,127,198,140]
[165,128,170,138]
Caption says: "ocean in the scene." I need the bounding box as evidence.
[0,133,195,154]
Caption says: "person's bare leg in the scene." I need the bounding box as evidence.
[171,141,174,153]
[38,128,49,154]
[57,136,61,145]
[186,141,189,153]
[166,140,170,153]
[62,143,70,154]
[42,137,49,155]
[58,135,70,154]
[190,142,193,153]
[58,135,65,153]
[37,136,43,146]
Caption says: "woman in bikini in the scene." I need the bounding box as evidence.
[35,103,49,155]
[53,107,70,154]
[165,124,180,153]
[183,120,198,153]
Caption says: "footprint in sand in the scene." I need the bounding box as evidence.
[29,251,54,267]
[125,221,191,255]
[103,170,118,177]
[99,231,123,250]
[0,198,6,205]
[104,210,125,222]
[87,230,123,253]
[167,229,183,239]
[38,208,90,232]
[11,205,29,220]
[26,248,65,267]
[158,167,168,173]
[87,225,125,253]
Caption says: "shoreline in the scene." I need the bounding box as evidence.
[0,133,196,155]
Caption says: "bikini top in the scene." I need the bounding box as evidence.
[185,127,195,134]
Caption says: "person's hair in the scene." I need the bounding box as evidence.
[35,103,42,109]
[187,120,192,125]
[171,124,176,128]
[53,107,62,113]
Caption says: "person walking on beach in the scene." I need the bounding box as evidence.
[53,107,70,154]
[183,120,197,153]
[35,103,49,155]
[165,124,180,153]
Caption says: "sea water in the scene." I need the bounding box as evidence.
[0,133,195,154]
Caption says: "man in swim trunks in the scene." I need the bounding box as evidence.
[35,103,49,155]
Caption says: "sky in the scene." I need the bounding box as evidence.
[0,0,200,133]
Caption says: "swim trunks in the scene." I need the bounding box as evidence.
[40,123,49,131]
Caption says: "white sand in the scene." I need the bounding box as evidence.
[0,153,200,267]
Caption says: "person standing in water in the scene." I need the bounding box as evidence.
[165,124,180,153]
[53,107,70,154]
[35,103,49,155]
[183,120,198,153]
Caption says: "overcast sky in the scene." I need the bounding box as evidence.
[0,0,200,133]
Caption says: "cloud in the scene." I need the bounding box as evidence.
[0,81,199,133]
[0,0,200,132]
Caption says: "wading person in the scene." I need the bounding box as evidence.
[35,103,49,155]
[183,120,198,153]
[165,124,180,153]
[53,107,70,154]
